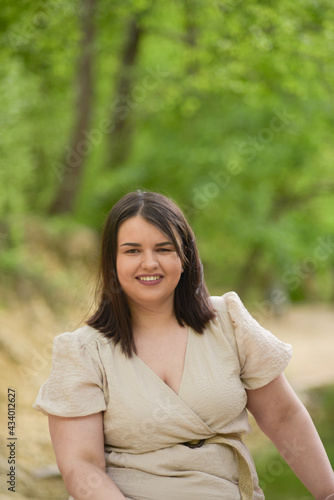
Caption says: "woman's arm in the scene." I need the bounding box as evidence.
[246,373,334,500]
[49,412,126,500]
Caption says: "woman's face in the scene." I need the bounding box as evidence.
[116,216,183,311]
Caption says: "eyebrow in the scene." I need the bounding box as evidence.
[120,241,174,247]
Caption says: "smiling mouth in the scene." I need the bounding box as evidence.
[137,276,162,282]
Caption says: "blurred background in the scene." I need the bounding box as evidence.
[0,0,333,498]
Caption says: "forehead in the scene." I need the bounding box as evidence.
[117,216,171,243]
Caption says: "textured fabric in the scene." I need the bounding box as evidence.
[34,292,293,500]
[204,434,254,500]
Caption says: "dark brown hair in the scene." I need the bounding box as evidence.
[87,191,216,357]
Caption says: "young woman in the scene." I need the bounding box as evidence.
[34,190,334,500]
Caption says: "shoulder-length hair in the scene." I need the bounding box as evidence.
[87,190,216,357]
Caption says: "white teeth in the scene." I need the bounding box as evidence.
[138,276,161,281]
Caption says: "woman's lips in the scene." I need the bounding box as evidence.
[136,275,163,286]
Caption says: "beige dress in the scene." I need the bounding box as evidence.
[33,292,292,500]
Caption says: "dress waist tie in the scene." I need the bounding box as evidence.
[182,433,253,500]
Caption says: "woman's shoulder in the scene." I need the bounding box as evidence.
[208,291,252,338]
[210,291,241,314]
[54,324,110,351]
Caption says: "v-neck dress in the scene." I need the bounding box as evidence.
[33,292,292,500]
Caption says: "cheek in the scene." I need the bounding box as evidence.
[116,256,130,281]
[169,256,183,275]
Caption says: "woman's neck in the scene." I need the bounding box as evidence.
[130,300,180,338]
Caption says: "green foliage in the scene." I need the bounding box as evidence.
[1,0,334,300]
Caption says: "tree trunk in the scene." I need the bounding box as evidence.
[183,0,198,75]
[49,0,96,214]
[107,17,143,169]
[235,243,263,298]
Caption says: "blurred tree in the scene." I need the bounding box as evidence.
[106,15,144,169]
[183,0,198,75]
[104,0,200,170]
[49,0,97,214]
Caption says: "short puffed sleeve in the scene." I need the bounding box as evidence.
[222,291,293,390]
[33,329,107,417]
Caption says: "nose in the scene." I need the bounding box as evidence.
[141,250,159,270]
